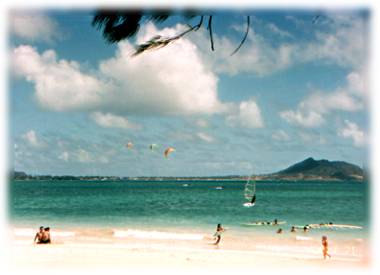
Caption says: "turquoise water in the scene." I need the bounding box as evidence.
[9,180,369,237]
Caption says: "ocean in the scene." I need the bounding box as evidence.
[9,180,369,239]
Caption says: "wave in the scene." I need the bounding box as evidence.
[113,229,204,240]
[13,228,75,237]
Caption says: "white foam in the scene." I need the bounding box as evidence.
[113,229,204,240]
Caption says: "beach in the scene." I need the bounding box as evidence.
[9,225,369,270]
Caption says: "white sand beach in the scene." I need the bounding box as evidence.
[8,226,370,270]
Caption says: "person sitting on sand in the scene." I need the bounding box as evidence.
[34,226,44,243]
[290,226,296,233]
[213,224,225,245]
[322,236,331,259]
[276,228,283,234]
[38,227,51,244]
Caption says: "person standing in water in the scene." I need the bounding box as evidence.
[322,236,331,259]
[213,224,225,245]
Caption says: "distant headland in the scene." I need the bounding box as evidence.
[11,157,365,182]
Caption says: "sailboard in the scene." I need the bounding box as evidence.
[243,175,256,207]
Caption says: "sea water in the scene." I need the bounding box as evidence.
[9,180,369,239]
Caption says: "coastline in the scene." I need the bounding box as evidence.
[9,224,369,269]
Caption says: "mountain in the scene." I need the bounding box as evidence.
[256,157,364,181]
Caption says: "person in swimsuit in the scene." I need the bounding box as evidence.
[276,228,283,234]
[39,227,51,244]
[290,226,296,232]
[34,226,44,243]
[322,236,331,259]
[213,224,225,245]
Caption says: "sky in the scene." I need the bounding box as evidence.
[8,8,370,177]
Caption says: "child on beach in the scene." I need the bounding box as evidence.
[322,236,331,259]
[213,224,225,245]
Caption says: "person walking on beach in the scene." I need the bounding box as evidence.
[213,224,225,245]
[34,226,44,243]
[322,236,331,259]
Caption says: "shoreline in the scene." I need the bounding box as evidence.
[9,224,369,269]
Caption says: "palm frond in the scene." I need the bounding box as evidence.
[230,16,250,56]
[207,15,214,51]
[132,16,205,57]
[92,10,143,43]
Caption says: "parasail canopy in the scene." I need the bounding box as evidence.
[164,147,175,158]
[126,142,133,149]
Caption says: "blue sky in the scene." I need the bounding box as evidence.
[9,9,369,176]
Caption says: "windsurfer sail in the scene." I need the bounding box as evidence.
[243,175,256,207]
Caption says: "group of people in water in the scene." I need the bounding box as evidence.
[33,226,51,244]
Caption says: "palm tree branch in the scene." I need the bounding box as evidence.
[207,15,215,51]
[230,15,250,56]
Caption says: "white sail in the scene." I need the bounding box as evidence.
[244,176,256,202]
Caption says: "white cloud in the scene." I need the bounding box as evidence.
[58,151,69,162]
[190,13,367,76]
[285,15,305,28]
[194,118,209,128]
[346,69,368,98]
[12,23,226,119]
[76,148,92,163]
[280,70,365,128]
[196,132,214,143]
[338,120,366,147]
[91,112,140,130]
[226,99,264,128]
[300,14,367,69]
[12,45,108,111]
[10,12,61,43]
[193,29,296,76]
[71,148,109,164]
[22,130,44,147]
[267,23,292,38]
[280,110,324,128]
[272,130,290,141]
[298,131,326,144]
